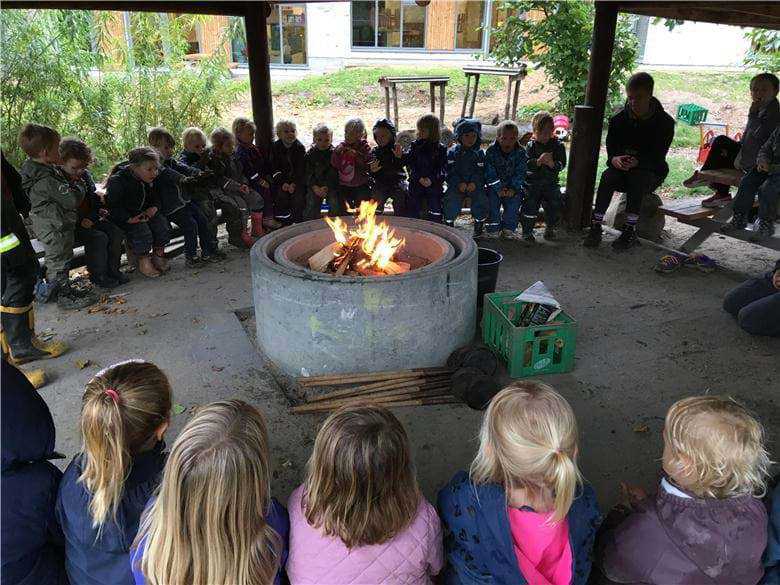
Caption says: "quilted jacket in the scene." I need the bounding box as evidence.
[286,484,443,584]
[437,470,601,585]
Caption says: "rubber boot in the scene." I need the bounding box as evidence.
[28,307,68,358]
[23,368,47,389]
[152,248,170,273]
[1,306,54,365]
[250,212,265,238]
[582,223,603,248]
[473,220,485,240]
[611,224,640,251]
[138,254,161,278]
[240,228,256,248]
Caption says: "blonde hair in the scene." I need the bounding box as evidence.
[232,117,256,140]
[275,119,296,137]
[470,381,581,523]
[79,360,172,529]
[313,123,332,139]
[416,114,440,143]
[209,127,235,150]
[182,127,207,149]
[18,123,60,158]
[532,111,554,135]
[344,118,366,140]
[147,127,175,148]
[135,399,280,585]
[303,405,421,548]
[497,120,520,138]
[664,396,770,498]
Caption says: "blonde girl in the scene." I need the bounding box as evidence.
[404,113,447,221]
[437,381,601,585]
[55,360,171,585]
[286,405,443,584]
[131,399,288,585]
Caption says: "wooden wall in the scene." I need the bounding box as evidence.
[425,0,457,50]
[199,14,231,59]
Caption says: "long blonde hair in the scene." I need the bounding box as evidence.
[303,405,421,548]
[135,399,280,585]
[79,360,172,529]
[470,381,581,522]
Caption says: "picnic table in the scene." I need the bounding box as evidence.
[378,75,449,128]
[461,65,528,121]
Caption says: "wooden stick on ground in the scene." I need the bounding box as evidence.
[290,390,456,414]
[305,375,452,404]
[297,367,454,386]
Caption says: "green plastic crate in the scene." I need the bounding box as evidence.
[481,291,577,378]
[677,103,708,126]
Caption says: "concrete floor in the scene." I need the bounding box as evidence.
[29,223,779,509]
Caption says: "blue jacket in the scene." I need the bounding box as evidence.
[437,470,601,585]
[404,139,447,188]
[762,483,780,585]
[1,359,68,585]
[447,118,485,192]
[484,141,528,194]
[56,442,166,585]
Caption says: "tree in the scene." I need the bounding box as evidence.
[488,1,638,116]
[743,28,780,72]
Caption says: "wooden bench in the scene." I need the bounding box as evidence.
[378,75,449,128]
[461,65,527,121]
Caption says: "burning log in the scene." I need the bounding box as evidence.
[308,242,339,272]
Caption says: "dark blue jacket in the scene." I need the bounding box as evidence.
[56,442,166,585]
[762,482,780,585]
[437,470,601,585]
[525,137,567,185]
[1,359,68,585]
[485,141,528,193]
[404,139,447,188]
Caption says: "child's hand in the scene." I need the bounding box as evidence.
[612,155,633,171]
[458,182,468,193]
[467,182,477,193]
[98,208,109,220]
[393,144,403,158]
[757,160,770,173]
[289,182,296,191]
[321,186,328,194]
[145,207,157,218]
[538,152,553,167]
[369,160,381,173]
[281,183,290,193]
[619,482,647,507]
[81,218,94,229]
[240,184,250,194]
[419,177,432,187]
[128,213,146,224]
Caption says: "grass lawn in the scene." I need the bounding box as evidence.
[652,70,754,107]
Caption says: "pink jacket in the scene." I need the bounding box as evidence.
[286,485,443,585]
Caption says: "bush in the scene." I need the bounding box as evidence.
[488,1,638,116]
[744,29,780,72]
[0,9,246,178]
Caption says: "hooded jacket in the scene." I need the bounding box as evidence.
[154,157,203,217]
[56,442,166,585]
[740,97,780,170]
[438,470,601,585]
[605,97,675,180]
[304,145,339,190]
[485,140,528,193]
[447,119,486,191]
[332,139,372,187]
[758,126,780,174]
[371,119,407,186]
[1,359,67,585]
[404,139,447,188]
[1,153,36,270]
[525,137,567,184]
[200,148,249,198]
[105,165,162,226]
[21,159,83,230]
[271,139,307,188]
[235,140,273,197]
[602,481,767,585]
[72,171,103,224]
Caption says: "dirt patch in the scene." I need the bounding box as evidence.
[657,89,748,130]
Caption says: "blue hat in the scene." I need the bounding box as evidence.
[454,118,482,141]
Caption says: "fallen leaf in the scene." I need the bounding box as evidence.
[137,329,147,335]
[632,422,649,434]
[150,312,169,318]
[211,365,224,372]
[74,359,91,369]
[172,403,186,415]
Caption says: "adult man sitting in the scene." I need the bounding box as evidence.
[583,72,675,251]
[723,259,780,337]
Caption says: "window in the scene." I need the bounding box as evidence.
[351,0,426,49]
[455,0,486,49]
[230,6,307,67]
[488,1,514,52]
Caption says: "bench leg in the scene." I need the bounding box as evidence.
[384,86,391,120]
[503,77,512,120]
[430,84,436,114]
[469,74,480,118]
[461,75,470,119]
[439,82,445,123]
[679,203,734,253]
[392,84,399,128]
[511,76,521,120]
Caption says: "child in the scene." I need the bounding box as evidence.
[60,138,128,289]
[147,127,222,267]
[331,118,373,212]
[131,399,289,585]
[287,405,443,584]
[201,127,263,249]
[1,358,67,585]
[404,114,447,222]
[233,117,281,231]
[524,111,567,242]
[444,118,487,237]
[304,123,340,219]
[179,127,221,251]
[370,118,407,216]
[725,125,780,240]
[484,120,528,240]
[438,381,601,585]
[599,395,770,584]
[271,119,307,224]
[56,360,171,585]
[19,123,94,309]
[105,147,170,277]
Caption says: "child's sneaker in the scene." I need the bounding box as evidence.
[521,232,536,244]
[483,230,500,239]
[582,224,602,248]
[750,218,775,242]
[543,226,556,241]
[611,226,639,251]
[185,256,201,268]
[200,254,221,264]
[683,253,716,273]
[210,248,228,260]
[500,229,519,240]
[654,253,685,274]
[701,193,732,208]
[721,212,747,232]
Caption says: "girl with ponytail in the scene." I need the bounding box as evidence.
[131,399,288,585]
[437,381,601,585]
[56,360,171,585]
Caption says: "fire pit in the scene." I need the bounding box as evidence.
[251,210,478,378]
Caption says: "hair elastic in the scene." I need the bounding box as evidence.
[104,388,121,404]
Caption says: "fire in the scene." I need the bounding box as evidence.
[322,201,407,275]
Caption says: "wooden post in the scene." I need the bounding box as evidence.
[503,77,512,120]
[469,73,480,117]
[461,74,471,118]
[244,2,274,151]
[384,85,391,119]
[564,1,618,230]
[430,83,436,114]
[511,75,521,120]
[439,82,445,123]
[392,83,400,128]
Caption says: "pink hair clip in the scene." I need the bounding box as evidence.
[104,388,121,404]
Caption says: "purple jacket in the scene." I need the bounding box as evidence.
[602,480,767,584]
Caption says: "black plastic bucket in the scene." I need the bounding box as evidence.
[477,247,503,311]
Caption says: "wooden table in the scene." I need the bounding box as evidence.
[461,65,528,121]
[378,75,449,128]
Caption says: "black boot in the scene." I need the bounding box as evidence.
[1,309,50,365]
[56,281,97,310]
[582,223,603,248]
[721,211,747,233]
[751,218,775,242]
[473,220,484,240]
[444,220,455,227]
[612,225,640,251]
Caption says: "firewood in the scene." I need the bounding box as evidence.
[383,261,411,275]
[308,242,340,272]
[291,394,459,414]
[306,377,423,403]
[297,367,454,386]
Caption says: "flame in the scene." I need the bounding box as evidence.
[325,201,405,273]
